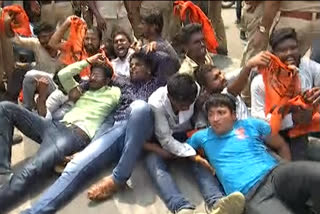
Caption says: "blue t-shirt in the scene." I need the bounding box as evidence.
[188,118,278,195]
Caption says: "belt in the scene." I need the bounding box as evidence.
[281,11,320,21]
[68,124,90,144]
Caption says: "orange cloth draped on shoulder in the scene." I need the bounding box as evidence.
[0,5,32,36]
[173,1,219,54]
[259,54,320,137]
[60,16,89,78]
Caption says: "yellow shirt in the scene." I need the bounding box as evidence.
[178,53,214,79]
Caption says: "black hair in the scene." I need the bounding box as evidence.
[270,28,298,50]
[130,51,153,73]
[141,11,164,35]
[194,64,218,87]
[205,93,236,113]
[33,24,55,36]
[87,27,103,41]
[111,29,132,44]
[175,23,202,45]
[91,63,113,79]
[167,74,198,103]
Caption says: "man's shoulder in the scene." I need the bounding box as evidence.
[237,117,269,130]
[148,86,166,107]
[107,85,122,97]
[193,128,211,139]
[300,57,320,72]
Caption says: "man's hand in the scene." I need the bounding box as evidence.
[145,41,157,53]
[291,106,313,126]
[191,155,215,175]
[246,51,272,70]
[131,40,143,52]
[86,53,106,65]
[30,1,41,16]
[303,87,320,105]
[36,77,49,98]
[66,15,81,25]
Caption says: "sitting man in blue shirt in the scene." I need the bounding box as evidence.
[188,93,320,214]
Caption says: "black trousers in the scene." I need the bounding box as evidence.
[246,161,320,214]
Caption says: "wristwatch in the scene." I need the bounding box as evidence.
[258,25,267,34]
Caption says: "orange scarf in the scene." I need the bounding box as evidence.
[259,54,320,137]
[173,1,219,54]
[0,5,32,36]
[60,16,89,78]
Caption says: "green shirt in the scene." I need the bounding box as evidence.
[59,60,121,139]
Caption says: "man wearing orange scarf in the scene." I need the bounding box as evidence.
[251,28,320,161]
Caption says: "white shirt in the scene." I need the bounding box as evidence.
[45,89,68,119]
[111,48,134,79]
[148,85,200,157]
[251,58,320,129]
[222,88,249,120]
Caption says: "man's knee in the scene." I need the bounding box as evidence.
[130,100,152,117]
[0,101,17,116]
[22,74,36,86]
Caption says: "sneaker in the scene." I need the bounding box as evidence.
[87,176,120,201]
[210,192,245,214]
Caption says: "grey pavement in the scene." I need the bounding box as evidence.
[9,7,245,214]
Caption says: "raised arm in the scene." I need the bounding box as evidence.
[3,11,38,50]
[227,51,271,96]
[3,10,14,37]
[58,60,89,93]
[48,16,72,50]
[58,53,105,93]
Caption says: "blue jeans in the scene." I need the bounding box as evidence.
[144,152,225,213]
[0,101,87,211]
[22,100,154,214]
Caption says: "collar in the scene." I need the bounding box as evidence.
[184,52,212,68]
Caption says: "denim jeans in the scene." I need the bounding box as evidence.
[22,70,56,110]
[246,161,320,214]
[22,100,154,214]
[0,101,88,211]
[144,152,225,213]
